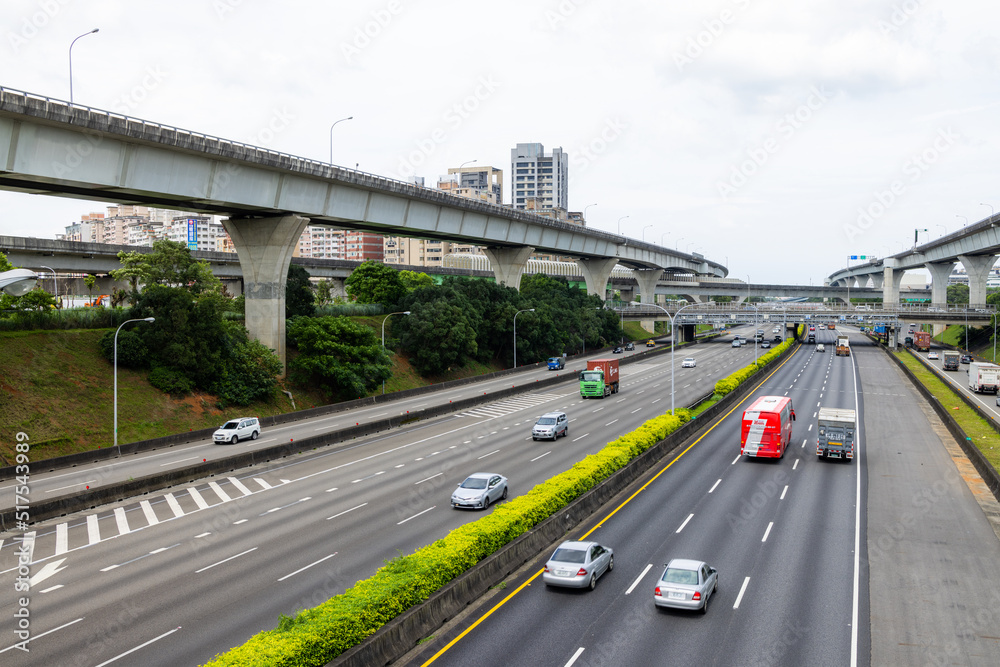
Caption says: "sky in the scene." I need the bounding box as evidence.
[2,0,999,284]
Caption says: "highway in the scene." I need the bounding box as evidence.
[908,339,1000,420]
[403,327,1000,667]
[0,328,763,666]
[408,326,867,666]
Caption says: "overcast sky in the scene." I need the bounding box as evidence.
[3,0,998,284]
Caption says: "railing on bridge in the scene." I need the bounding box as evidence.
[608,301,995,323]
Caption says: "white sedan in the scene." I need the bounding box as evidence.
[928,351,939,360]
[681,357,696,368]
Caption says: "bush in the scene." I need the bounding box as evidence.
[148,365,195,395]
[98,329,149,368]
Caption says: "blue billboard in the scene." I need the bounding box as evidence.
[186,219,198,250]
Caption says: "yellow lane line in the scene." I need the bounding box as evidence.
[420,345,802,666]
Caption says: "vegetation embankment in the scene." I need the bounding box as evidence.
[895,350,1000,472]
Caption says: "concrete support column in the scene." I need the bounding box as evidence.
[224,214,310,375]
[958,254,996,306]
[576,257,618,299]
[882,262,904,306]
[868,273,884,289]
[678,324,697,343]
[632,268,664,305]
[925,261,953,308]
[483,246,534,291]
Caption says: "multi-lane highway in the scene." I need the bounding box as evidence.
[406,328,1000,667]
[1,328,766,665]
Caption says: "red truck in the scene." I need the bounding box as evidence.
[913,331,931,352]
[579,359,620,398]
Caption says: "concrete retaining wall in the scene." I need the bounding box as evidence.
[331,343,797,666]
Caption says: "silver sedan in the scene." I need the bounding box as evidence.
[542,540,614,590]
[450,472,508,510]
[653,558,718,613]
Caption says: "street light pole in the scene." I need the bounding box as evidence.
[381,310,410,394]
[513,308,535,368]
[642,224,653,242]
[617,216,629,235]
[39,265,57,306]
[69,28,99,105]
[115,317,154,452]
[676,237,685,250]
[329,116,354,164]
[583,203,597,222]
[982,203,995,219]
[957,215,968,228]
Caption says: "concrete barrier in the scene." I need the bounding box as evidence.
[331,342,797,667]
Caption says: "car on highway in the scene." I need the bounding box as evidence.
[928,351,940,360]
[532,411,568,440]
[732,339,741,348]
[653,558,718,614]
[451,473,508,510]
[612,346,624,354]
[961,354,973,364]
[542,540,614,590]
[761,340,771,349]
[816,343,825,353]
[546,356,564,370]
[213,417,260,444]
[681,357,696,368]
[625,342,635,351]
[646,339,656,347]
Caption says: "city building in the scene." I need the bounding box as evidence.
[295,226,345,259]
[162,216,226,252]
[511,143,568,211]
[443,165,503,204]
[345,230,384,261]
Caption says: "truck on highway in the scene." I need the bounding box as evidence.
[913,331,931,352]
[836,335,850,356]
[968,362,1000,394]
[942,351,961,371]
[816,407,856,461]
[580,358,619,398]
[741,395,796,459]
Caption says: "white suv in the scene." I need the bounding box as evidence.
[213,417,261,444]
[532,412,568,440]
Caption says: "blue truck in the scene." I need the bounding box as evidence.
[547,356,565,370]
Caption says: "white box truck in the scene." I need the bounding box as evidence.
[968,362,1000,394]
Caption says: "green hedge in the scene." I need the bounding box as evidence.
[713,334,796,398]
[204,409,692,666]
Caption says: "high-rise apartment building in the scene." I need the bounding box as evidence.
[295,226,345,259]
[163,216,225,252]
[511,143,568,211]
[345,231,384,261]
[444,166,503,205]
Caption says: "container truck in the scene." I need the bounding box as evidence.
[816,407,856,461]
[836,335,850,356]
[942,351,960,371]
[912,331,931,352]
[968,362,1000,394]
[580,359,619,398]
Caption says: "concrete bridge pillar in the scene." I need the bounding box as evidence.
[958,254,996,306]
[224,214,310,375]
[882,262,904,306]
[576,257,618,299]
[925,261,953,308]
[483,246,534,291]
[868,273,884,290]
[633,268,664,305]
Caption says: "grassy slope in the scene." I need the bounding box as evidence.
[895,350,1000,472]
[0,325,500,466]
[934,324,999,362]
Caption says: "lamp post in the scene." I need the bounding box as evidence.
[634,301,696,415]
[937,224,947,238]
[642,224,653,242]
[381,310,410,394]
[661,231,670,246]
[957,215,968,227]
[513,308,535,368]
[69,29,99,104]
[329,116,354,164]
[115,317,154,452]
[455,160,477,192]
[675,236,685,250]
[617,216,629,235]
[39,265,58,306]
[0,269,37,296]
[583,203,597,222]
[982,203,995,219]
[746,274,751,304]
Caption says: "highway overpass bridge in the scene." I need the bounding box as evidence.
[0,86,724,367]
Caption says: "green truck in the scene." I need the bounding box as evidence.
[580,358,619,398]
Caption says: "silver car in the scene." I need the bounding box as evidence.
[213,417,260,444]
[532,412,568,440]
[450,473,508,510]
[542,540,614,590]
[681,357,696,368]
[653,558,718,613]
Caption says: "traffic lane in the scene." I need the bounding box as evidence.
[411,346,825,665]
[861,346,1000,666]
[908,347,1000,420]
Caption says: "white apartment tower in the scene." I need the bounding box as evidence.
[511,143,568,211]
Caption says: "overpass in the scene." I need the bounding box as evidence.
[828,213,1000,308]
[0,86,725,367]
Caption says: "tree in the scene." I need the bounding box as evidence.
[110,250,150,299]
[84,274,97,304]
[286,316,391,401]
[285,265,316,318]
[947,283,969,304]
[9,287,57,312]
[0,251,14,272]
[212,333,282,406]
[399,270,433,291]
[143,239,221,294]
[315,279,334,307]
[345,261,406,306]
[396,290,478,375]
